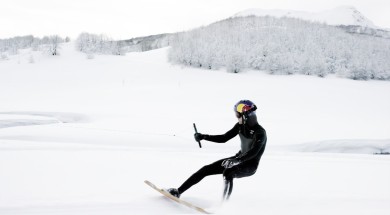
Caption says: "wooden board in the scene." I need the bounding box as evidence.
[144,180,211,214]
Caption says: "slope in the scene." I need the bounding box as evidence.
[0,43,389,214]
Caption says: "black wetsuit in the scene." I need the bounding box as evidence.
[177,122,267,195]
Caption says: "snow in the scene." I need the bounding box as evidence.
[234,6,378,29]
[1,43,390,214]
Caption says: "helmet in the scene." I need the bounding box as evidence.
[234,100,257,119]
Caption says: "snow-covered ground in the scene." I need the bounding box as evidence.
[0,43,389,214]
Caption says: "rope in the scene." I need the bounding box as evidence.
[61,124,193,142]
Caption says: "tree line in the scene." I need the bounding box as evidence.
[168,16,390,80]
[0,35,68,58]
[0,33,125,59]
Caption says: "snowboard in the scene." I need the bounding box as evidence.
[144,180,211,214]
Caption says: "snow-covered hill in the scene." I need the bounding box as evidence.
[170,13,390,80]
[0,43,390,214]
[234,6,378,29]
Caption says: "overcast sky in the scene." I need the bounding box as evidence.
[1,0,389,40]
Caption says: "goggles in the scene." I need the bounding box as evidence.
[234,105,257,119]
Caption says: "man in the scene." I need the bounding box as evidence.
[167,100,267,200]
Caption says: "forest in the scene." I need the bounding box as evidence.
[168,16,390,80]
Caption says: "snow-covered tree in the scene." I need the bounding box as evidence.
[75,33,125,56]
[46,35,62,56]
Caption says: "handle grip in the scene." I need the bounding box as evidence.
[193,123,202,148]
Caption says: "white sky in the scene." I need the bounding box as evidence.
[1,0,389,40]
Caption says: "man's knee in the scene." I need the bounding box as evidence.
[223,164,257,179]
[223,166,238,180]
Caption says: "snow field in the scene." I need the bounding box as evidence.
[1,43,390,214]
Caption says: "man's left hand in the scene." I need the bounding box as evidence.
[221,158,240,168]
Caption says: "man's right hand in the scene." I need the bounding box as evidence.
[194,133,204,142]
